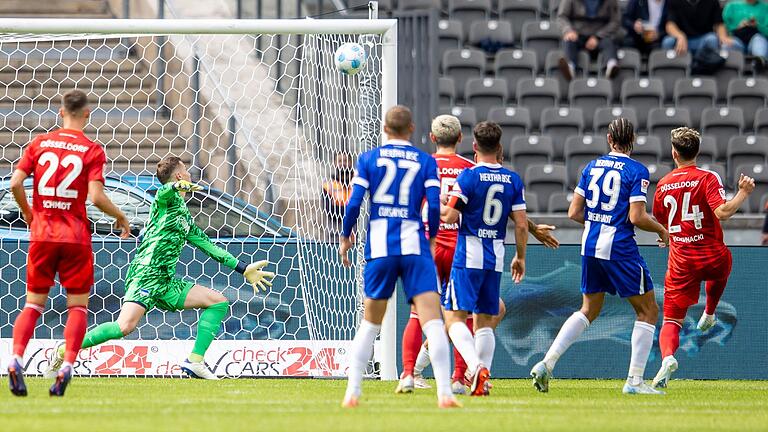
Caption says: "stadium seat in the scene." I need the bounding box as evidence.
[398,0,441,10]
[727,135,768,178]
[456,133,476,157]
[728,78,768,131]
[468,20,514,54]
[754,107,768,135]
[621,78,664,131]
[449,0,492,26]
[541,107,584,160]
[648,107,691,160]
[521,20,562,71]
[674,78,717,128]
[761,192,768,212]
[598,48,641,102]
[633,135,662,166]
[545,50,589,101]
[732,163,768,211]
[517,77,560,130]
[465,77,508,121]
[498,0,540,41]
[698,135,719,164]
[494,49,537,101]
[648,49,691,102]
[569,78,612,131]
[439,76,456,107]
[565,135,607,185]
[548,192,573,213]
[438,20,464,64]
[524,163,568,211]
[446,106,477,138]
[525,191,541,213]
[593,106,638,135]
[700,107,744,160]
[443,48,486,101]
[698,163,727,187]
[714,50,744,102]
[489,106,530,141]
[647,163,673,210]
[508,134,554,168]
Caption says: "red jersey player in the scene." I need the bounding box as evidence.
[396,115,559,395]
[8,90,131,397]
[651,127,755,389]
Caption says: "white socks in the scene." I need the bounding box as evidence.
[628,321,656,385]
[422,319,453,397]
[448,321,481,372]
[413,343,430,376]
[345,320,380,399]
[543,311,590,371]
[474,327,495,371]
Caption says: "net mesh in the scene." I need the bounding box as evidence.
[0,29,383,373]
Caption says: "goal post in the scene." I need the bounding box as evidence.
[0,18,399,380]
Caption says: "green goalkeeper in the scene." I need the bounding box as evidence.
[45,156,274,380]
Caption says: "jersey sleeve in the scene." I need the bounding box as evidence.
[629,164,650,203]
[85,146,107,183]
[705,171,727,212]
[423,156,441,238]
[510,174,526,212]
[154,183,178,205]
[16,138,38,175]
[574,163,590,197]
[652,183,666,224]
[186,223,240,270]
[341,154,370,238]
[451,169,474,205]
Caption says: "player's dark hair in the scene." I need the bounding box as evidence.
[62,89,89,114]
[671,127,701,161]
[157,156,184,184]
[385,105,413,137]
[473,121,502,155]
[607,117,635,153]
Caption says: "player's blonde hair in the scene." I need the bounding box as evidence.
[671,127,701,161]
[431,114,462,147]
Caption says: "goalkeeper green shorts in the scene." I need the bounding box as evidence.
[124,265,194,312]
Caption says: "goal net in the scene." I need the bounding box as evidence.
[0,18,397,378]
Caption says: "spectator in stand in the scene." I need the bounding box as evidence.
[322,152,354,239]
[662,0,740,56]
[623,0,668,53]
[557,0,622,81]
[723,0,768,70]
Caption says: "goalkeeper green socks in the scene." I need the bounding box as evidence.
[189,301,229,362]
[81,322,124,349]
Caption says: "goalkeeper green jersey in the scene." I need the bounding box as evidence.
[130,183,239,275]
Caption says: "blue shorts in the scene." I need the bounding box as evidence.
[363,255,439,303]
[581,256,653,298]
[443,267,501,315]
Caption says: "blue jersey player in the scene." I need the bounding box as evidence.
[441,122,529,396]
[530,118,669,395]
[339,106,460,409]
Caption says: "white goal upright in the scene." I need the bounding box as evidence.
[0,17,399,380]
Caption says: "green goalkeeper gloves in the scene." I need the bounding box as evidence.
[243,260,275,291]
[173,180,203,193]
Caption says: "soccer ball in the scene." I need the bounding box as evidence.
[334,42,367,75]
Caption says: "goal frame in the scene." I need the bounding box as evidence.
[0,17,400,381]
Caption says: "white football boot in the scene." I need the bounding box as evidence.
[394,374,414,394]
[652,355,679,389]
[623,380,665,395]
[43,341,66,379]
[697,313,716,331]
[180,360,219,380]
[413,374,431,389]
[530,361,552,393]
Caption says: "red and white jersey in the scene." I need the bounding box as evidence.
[16,128,107,245]
[432,152,475,250]
[652,166,728,258]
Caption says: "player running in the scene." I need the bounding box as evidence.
[339,106,460,409]
[651,127,755,389]
[45,156,275,380]
[8,90,131,396]
[398,115,559,395]
[530,118,669,395]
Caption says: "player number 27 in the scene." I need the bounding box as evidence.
[38,151,83,199]
[663,192,704,234]
[372,158,420,205]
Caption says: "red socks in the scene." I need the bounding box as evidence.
[63,306,88,364]
[401,316,422,377]
[12,303,44,358]
[659,321,682,358]
[705,279,727,315]
[452,317,473,382]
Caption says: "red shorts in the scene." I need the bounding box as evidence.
[663,248,732,320]
[434,244,456,293]
[27,241,94,294]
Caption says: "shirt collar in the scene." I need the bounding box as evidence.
[385,139,412,146]
[477,162,502,168]
[608,151,630,158]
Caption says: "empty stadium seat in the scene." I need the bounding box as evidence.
[449,0,492,25]
[438,20,464,63]
[761,192,768,212]
[593,106,639,135]
[570,78,612,131]
[509,135,554,168]
[699,163,727,188]
[732,163,768,211]
[648,49,691,102]
[700,107,744,159]
[698,136,719,164]
[548,192,573,213]
[399,0,441,10]
[565,135,607,184]
[648,107,691,160]
[728,78,768,131]
[647,163,673,210]
[674,78,717,128]
[489,106,530,141]
[521,20,562,71]
[465,77,508,120]
[517,77,560,130]
[714,50,744,102]
[524,163,568,211]
[754,107,768,135]
[446,106,477,138]
[498,0,540,41]
[468,20,514,54]
[541,107,584,159]
[443,49,486,101]
[439,77,456,108]
[598,48,641,102]
[495,49,537,101]
[728,136,768,177]
[633,135,662,166]
[525,191,541,213]
[456,133,476,157]
[621,78,664,131]
[546,50,590,101]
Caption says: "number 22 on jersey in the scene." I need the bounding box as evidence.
[38,151,83,199]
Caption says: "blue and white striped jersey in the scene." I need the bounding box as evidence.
[342,140,441,260]
[574,152,650,261]
[451,163,526,272]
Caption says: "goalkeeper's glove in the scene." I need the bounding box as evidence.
[241,260,275,292]
[173,180,203,193]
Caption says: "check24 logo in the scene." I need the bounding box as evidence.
[94,345,154,374]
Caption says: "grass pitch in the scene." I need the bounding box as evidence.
[2,378,767,432]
